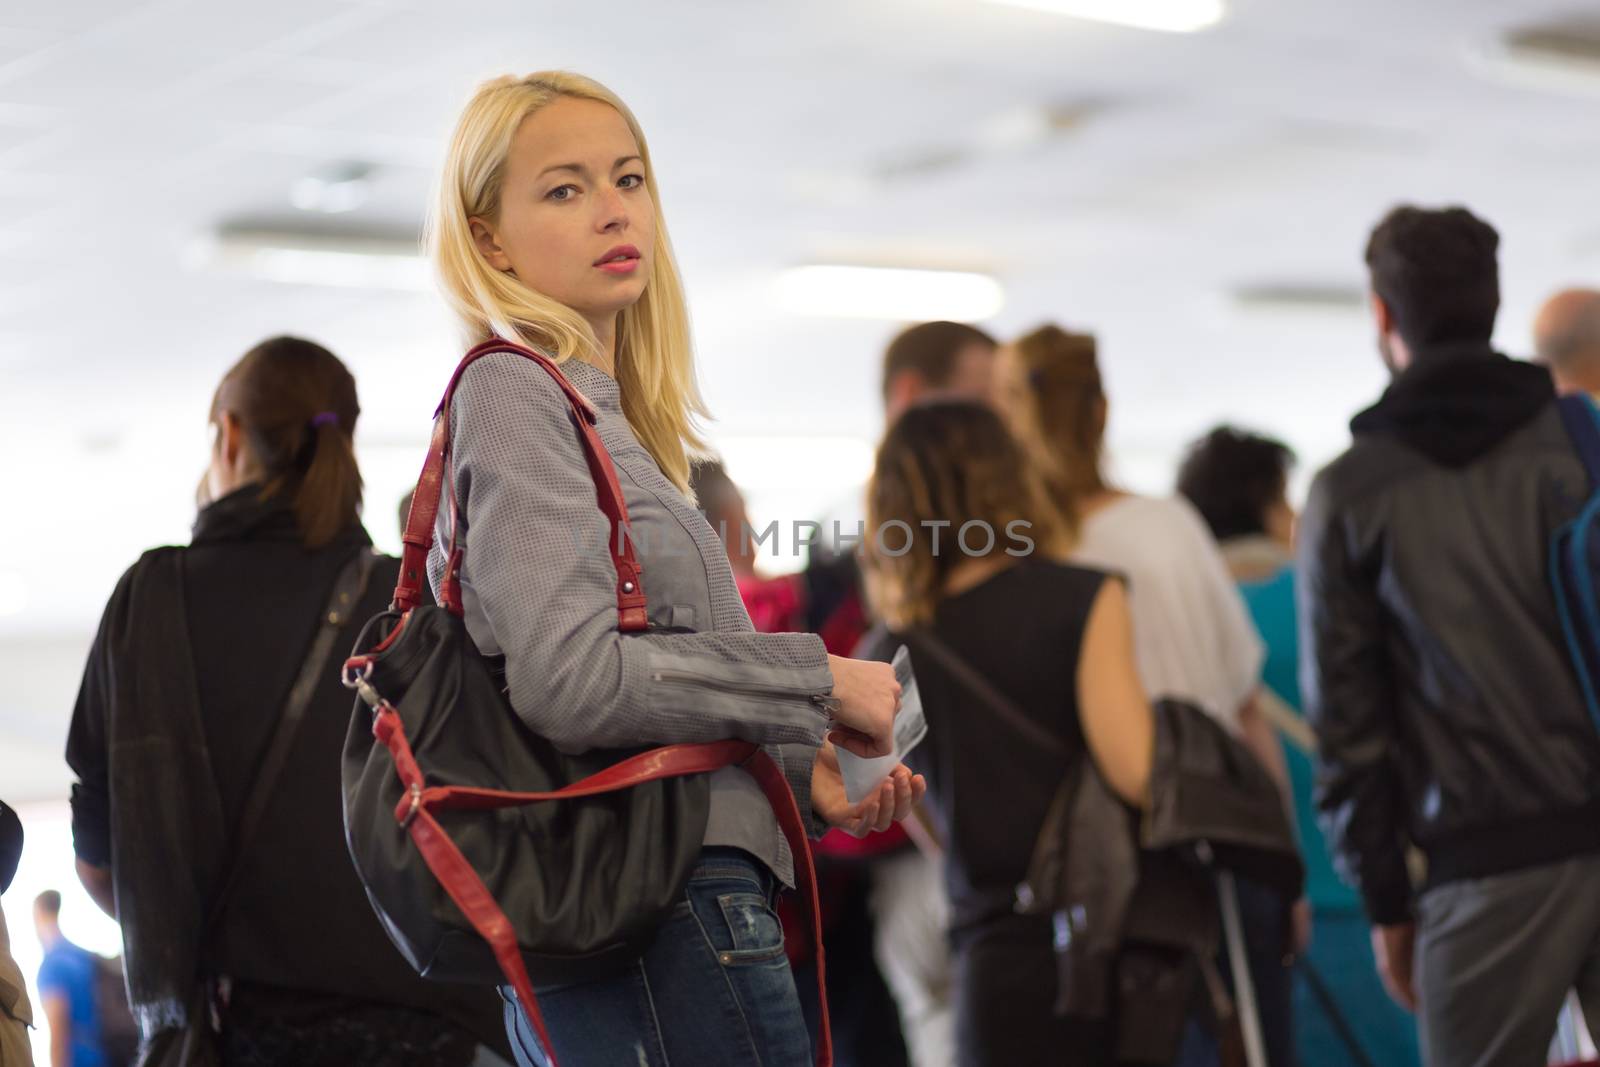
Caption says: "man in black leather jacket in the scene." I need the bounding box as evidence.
[1298,204,1600,1065]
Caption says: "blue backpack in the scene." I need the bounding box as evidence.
[1551,394,1600,734]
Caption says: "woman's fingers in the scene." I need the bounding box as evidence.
[826,726,865,747]
[827,726,890,759]
[823,656,899,755]
[897,768,916,820]
[852,793,881,838]
[873,780,897,832]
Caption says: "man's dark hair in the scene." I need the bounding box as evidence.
[35,889,62,916]
[881,321,998,403]
[1177,426,1296,542]
[1365,205,1501,348]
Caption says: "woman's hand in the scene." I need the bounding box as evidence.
[824,654,900,758]
[811,742,926,837]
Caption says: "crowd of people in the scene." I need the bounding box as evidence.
[2,67,1600,1067]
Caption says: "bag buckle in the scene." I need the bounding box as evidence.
[399,783,424,829]
[343,659,383,710]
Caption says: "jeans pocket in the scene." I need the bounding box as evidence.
[691,886,788,965]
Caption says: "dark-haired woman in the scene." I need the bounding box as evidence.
[64,337,510,1066]
[859,400,1156,1066]
[1178,427,1421,1067]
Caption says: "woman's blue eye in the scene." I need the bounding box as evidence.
[619,174,645,190]
[547,185,577,202]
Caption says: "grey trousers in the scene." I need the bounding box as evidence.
[1415,854,1600,1067]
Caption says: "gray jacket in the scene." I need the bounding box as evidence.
[430,351,833,886]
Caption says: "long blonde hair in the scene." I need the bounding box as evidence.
[429,71,707,492]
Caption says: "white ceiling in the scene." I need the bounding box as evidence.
[4,0,1599,799]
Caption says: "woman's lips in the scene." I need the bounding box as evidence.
[595,244,641,274]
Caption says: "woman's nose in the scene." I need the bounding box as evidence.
[596,187,628,232]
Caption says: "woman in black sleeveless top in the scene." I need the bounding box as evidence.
[858,401,1155,1067]
[64,338,509,1065]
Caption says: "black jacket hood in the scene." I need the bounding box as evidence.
[1350,342,1555,467]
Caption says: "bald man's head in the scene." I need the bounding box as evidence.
[1535,288,1600,395]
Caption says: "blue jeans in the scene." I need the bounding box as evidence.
[501,847,813,1067]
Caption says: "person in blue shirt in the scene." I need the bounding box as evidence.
[32,891,107,1067]
[1180,426,1421,1067]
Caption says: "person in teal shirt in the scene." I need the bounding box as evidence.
[1181,427,1420,1067]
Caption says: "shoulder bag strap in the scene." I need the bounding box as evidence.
[393,339,647,630]
[1559,394,1600,488]
[901,628,1071,758]
[202,548,376,941]
[1256,686,1315,755]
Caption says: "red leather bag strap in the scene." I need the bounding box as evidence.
[369,705,833,1067]
[740,748,835,1066]
[393,339,648,631]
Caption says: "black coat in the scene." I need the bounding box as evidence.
[65,487,508,1057]
[1298,345,1600,925]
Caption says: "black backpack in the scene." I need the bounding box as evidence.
[1551,394,1600,737]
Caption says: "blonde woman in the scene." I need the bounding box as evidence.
[427,72,925,1067]
[858,400,1154,1066]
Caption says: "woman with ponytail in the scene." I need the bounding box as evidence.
[63,337,510,1066]
[997,324,1302,1066]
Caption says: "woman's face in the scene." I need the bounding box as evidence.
[471,97,656,335]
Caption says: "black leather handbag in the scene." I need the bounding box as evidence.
[339,340,831,1066]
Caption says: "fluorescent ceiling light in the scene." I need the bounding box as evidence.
[1229,283,1366,316]
[1469,22,1600,97]
[773,266,1004,322]
[981,0,1224,33]
[191,228,431,291]
[292,161,376,214]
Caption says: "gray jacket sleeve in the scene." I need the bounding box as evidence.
[776,742,828,840]
[434,356,834,756]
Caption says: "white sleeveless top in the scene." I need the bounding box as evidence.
[1071,494,1264,732]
